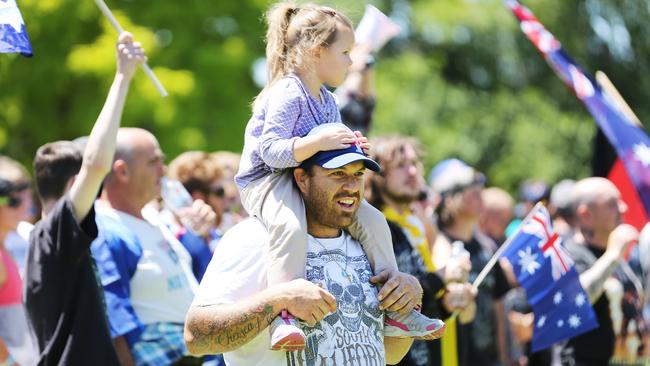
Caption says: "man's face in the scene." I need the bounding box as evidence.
[480,207,512,243]
[300,161,366,232]
[588,190,625,235]
[127,136,165,204]
[381,145,423,204]
[459,184,483,219]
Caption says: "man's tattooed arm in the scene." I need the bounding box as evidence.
[579,251,621,304]
[184,295,279,355]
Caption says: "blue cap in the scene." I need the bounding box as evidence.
[301,123,381,172]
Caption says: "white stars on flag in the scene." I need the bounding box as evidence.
[517,246,541,275]
[568,314,581,329]
[553,291,563,305]
[633,143,650,167]
[557,319,564,328]
[575,293,586,307]
[536,315,547,328]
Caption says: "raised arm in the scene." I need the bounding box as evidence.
[184,279,336,356]
[67,32,145,222]
[579,224,638,303]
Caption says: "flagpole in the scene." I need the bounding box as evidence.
[472,201,544,289]
[93,0,168,97]
[595,71,641,127]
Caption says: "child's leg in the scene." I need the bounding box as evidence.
[241,172,308,351]
[241,172,308,283]
[348,200,398,274]
[349,200,446,341]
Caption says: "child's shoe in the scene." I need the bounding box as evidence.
[384,309,446,340]
[269,310,307,351]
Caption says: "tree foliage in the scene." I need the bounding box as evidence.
[0,0,647,193]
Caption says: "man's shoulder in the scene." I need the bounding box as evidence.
[220,217,269,247]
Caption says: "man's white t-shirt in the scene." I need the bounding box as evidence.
[193,218,385,366]
[96,203,197,325]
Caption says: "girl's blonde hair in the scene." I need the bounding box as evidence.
[255,2,353,106]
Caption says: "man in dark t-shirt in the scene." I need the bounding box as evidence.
[429,158,512,366]
[559,177,639,366]
[24,32,145,365]
[367,137,477,366]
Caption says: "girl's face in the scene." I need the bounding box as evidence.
[314,26,354,88]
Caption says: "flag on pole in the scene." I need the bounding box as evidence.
[500,205,598,352]
[504,0,650,230]
[0,0,32,56]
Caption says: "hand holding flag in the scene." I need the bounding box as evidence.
[94,0,167,97]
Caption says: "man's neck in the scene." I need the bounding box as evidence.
[381,194,411,215]
[305,215,342,239]
[576,227,607,249]
[100,190,144,219]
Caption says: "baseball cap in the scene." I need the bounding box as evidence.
[429,158,485,196]
[301,123,381,172]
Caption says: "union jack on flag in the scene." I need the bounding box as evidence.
[501,204,598,351]
[505,0,650,230]
[521,208,574,280]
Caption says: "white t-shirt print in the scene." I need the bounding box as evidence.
[291,234,385,366]
[192,218,385,366]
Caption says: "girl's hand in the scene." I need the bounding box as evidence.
[316,127,356,151]
[354,130,371,153]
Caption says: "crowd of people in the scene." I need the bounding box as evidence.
[1,2,649,366]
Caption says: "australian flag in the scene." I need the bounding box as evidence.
[505,0,650,230]
[0,0,32,56]
[501,205,598,352]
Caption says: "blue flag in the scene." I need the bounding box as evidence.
[501,205,598,352]
[0,0,32,56]
[505,0,650,230]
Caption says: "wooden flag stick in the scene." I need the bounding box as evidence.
[595,71,640,127]
[93,0,168,97]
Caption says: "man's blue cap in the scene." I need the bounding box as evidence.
[301,123,381,172]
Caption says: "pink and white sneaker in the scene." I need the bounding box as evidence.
[385,309,446,340]
[269,310,307,351]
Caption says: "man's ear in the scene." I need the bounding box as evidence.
[576,203,591,224]
[112,160,129,182]
[294,167,310,195]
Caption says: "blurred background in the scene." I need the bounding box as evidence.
[1,0,649,193]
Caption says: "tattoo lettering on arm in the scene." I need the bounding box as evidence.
[186,302,277,355]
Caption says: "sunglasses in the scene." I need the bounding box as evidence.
[210,186,225,198]
[0,195,22,208]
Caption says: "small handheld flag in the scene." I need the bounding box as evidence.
[500,205,598,351]
[0,0,32,56]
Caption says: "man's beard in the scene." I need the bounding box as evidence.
[384,186,418,205]
[303,182,359,230]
